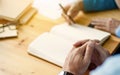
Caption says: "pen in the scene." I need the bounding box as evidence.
[59,4,75,25]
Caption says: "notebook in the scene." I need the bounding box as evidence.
[19,7,37,24]
[28,23,110,67]
[0,0,32,21]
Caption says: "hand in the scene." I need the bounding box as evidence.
[93,43,110,66]
[91,18,120,35]
[63,40,94,75]
[63,0,83,18]
[74,40,110,70]
[89,42,110,70]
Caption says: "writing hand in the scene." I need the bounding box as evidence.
[63,0,83,18]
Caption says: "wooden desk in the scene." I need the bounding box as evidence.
[0,10,120,75]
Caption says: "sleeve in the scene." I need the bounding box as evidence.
[115,25,120,38]
[115,0,120,9]
[90,54,120,75]
[83,0,118,12]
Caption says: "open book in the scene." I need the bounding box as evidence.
[28,23,110,67]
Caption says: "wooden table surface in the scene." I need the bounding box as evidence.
[0,9,120,75]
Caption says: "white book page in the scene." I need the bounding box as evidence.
[50,23,110,44]
[28,32,73,66]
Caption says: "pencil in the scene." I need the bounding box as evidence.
[59,4,75,25]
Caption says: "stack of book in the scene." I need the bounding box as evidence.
[0,0,37,38]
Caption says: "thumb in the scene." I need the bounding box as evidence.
[73,39,89,47]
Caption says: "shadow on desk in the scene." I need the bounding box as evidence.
[112,43,120,55]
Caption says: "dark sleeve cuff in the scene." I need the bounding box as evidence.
[83,0,118,12]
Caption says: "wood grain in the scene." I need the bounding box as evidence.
[0,9,120,75]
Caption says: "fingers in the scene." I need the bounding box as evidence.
[63,40,94,75]
[73,39,99,48]
[84,41,95,61]
[91,18,120,34]
[94,44,110,61]
[91,18,110,32]
[62,3,79,18]
[91,18,108,24]
[94,25,107,31]
[93,40,100,43]
[68,43,86,57]
[91,19,107,27]
[64,4,71,13]
[95,44,107,54]
[67,4,80,18]
[73,39,89,47]
[66,1,83,18]
[62,13,74,25]
[62,0,83,19]
[77,43,87,55]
